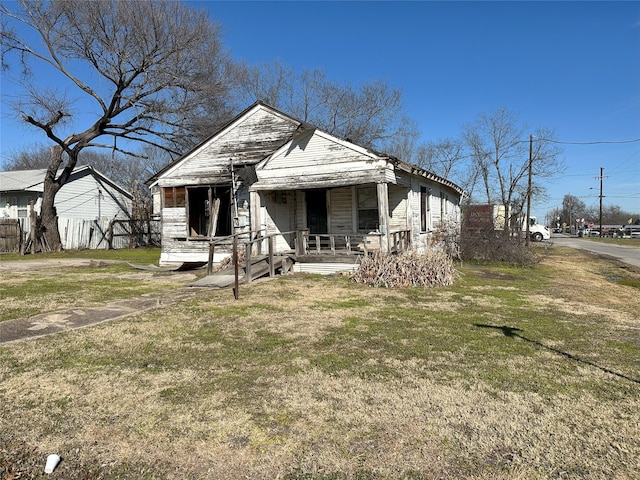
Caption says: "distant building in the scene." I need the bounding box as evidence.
[1,166,132,221]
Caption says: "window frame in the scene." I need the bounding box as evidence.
[356,185,379,232]
[420,186,431,232]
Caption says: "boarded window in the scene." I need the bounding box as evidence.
[357,186,379,231]
[163,187,186,207]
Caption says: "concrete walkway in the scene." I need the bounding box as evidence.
[0,288,197,345]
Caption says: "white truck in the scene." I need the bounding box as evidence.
[521,216,551,242]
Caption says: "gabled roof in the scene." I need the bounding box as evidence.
[146,101,465,196]
[146,101,312,186]
[0,166,133,199]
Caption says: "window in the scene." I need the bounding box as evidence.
[420,187,431,232]
[441,192,448,221]
[357,186,379,231]
[187,186,232,237]
[420,186,431,232]
[163,187,186,207]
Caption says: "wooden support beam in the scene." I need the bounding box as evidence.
[245,242,253,283]
[268,236,275,277]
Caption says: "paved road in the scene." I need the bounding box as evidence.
[550,234,640,270]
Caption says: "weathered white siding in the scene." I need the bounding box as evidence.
[157,106,302,188]
[162,207,187,237]
[328,187,354,233]
[388,184,409,232]
[56,170,130,220]
[253,130,389,191]
[293,262,359,274]
[407,178,462,252]
[266,129,373,168]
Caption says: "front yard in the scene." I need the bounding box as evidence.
[1,247,639,479]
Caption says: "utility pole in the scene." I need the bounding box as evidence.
[525,134,533,246]
[595,167,607,235]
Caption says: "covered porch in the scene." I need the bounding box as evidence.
[199,225,412,287]
[250,180,413,256]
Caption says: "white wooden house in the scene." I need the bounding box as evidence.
[1,166,133,250]
[148,102,464,272]
[1,166,132,221]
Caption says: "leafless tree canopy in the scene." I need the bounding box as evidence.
[463,107,563,222]
[232,62,407,149]
[0,0,235,249]
[1,0,234,158]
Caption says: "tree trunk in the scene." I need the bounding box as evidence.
[39,183,63,251]
[37,146,66,252]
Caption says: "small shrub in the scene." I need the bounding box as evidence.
[351,246,458,288]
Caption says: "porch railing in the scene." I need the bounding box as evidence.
[205,228,412,276]
[298,229,411,256]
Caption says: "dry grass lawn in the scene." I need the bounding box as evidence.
[1,247,639,479]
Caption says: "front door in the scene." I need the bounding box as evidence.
[306,190,328,234]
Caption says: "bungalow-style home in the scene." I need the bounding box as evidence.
[1,166,132,221]
[147,102,464,273]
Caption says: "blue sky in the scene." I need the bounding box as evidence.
[1,0,639,221]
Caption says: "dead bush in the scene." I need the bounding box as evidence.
[351,246,458,288]
[459,230,540,266]
[431,219,461,260]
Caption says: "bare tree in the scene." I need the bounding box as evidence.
[1,0,234,250]
[415,138,466,179]
[233,63,407,149]
[4,144,133,179]
[561,194,586,227]
[463,107,563,231]
[1,144,53,170]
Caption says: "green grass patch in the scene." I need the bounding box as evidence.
[0,246,162,262]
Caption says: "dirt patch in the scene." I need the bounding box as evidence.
[0,258,117,273]
[473,268,518,281]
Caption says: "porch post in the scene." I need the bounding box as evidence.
[249,190,262,252]
[376,182,390,253]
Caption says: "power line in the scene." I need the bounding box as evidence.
[539,138,640,145]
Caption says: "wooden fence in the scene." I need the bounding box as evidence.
[0,217,161,253]
[0,220,21,253]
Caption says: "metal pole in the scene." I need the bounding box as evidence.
[525,134,533,246]
[599,167,603,236]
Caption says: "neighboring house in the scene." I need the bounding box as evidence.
[1,166,132,222]
[147,102,464,271]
